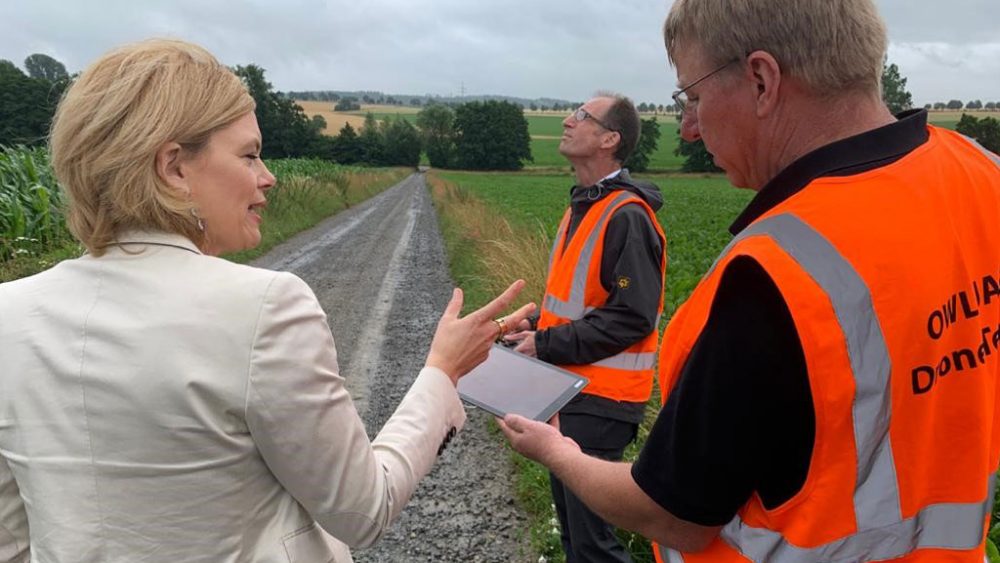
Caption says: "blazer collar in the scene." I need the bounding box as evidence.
[110,230,204,255]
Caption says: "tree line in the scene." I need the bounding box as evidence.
[0,55,533,170]
[0,50,761,174]
[4,55,988,173]
[925,100,1000,111]
[0,56,539,170]
[238,65,549,170]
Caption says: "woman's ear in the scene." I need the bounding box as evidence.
[747,50,782,118]
[155,141,189,194]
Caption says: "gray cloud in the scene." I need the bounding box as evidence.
[1,0,996,106]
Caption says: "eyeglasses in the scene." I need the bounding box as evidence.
[672,58,741,113]
[572,108,619,133]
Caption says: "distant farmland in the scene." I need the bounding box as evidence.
[293,101,428,134]
[295,100,367,135]
[294,100,989,170]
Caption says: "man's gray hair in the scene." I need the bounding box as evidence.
[664,0,888,96]
[594,91,641,164]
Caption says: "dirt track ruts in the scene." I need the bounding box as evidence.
[252,173,533,562]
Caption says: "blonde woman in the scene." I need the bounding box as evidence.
[0,39,532,562]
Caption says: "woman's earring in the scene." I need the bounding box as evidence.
[190,208,205,232]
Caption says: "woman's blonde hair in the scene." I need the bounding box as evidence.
[664,0,887,96]
[49,38,255,256]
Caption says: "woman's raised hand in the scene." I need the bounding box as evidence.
[425,280,537,384]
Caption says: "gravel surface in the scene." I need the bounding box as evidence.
[253,173,534,562]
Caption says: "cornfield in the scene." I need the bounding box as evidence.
[0,145,70,261]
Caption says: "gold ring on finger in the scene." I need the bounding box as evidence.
[493,317,507,340]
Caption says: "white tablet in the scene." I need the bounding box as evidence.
[457,344,589,421]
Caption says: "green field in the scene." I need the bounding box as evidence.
[355,111,420,125]
[435,170,750,320]
[529,117,683,171]
[525,114,568,137]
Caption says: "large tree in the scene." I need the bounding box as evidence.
[234,64,325,159]
[881,60,913,115]
[623,117,661,172]
[415,104,456,168]
[674,113,721,173]
[676,138,721,173]
[330,123,362,164]
[452,100,532,170]
[0,59,61,146]
[956,114,1000,155]
[334,97,360,112]
[24,53,68,83]
[382,116,421,167]
[358,113,385,165]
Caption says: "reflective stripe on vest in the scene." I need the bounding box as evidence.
[547,209,570,274]
[592,350,657,371]
[658,212,994,561]
[660,547,686,562]
[543,191,636,319]
[961,134,1000,169]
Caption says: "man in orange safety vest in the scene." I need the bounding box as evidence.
[500,1,1000,561]
[505,92,666,562]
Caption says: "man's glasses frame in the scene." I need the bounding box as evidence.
[671,57,741,113]
[572,108,619,133]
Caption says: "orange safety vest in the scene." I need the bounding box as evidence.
[538,190,666,403]
[653,127,1000,562]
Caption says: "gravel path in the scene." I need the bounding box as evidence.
[253,173,534,562]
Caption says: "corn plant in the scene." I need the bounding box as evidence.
[0,145,70,261]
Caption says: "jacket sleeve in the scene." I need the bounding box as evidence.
[244,273,466,548]
[537,204,664,365]
[0,455,29,563]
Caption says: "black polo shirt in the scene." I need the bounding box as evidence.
[631,110,930,527]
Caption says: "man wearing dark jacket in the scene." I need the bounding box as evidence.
[506,93,665,563]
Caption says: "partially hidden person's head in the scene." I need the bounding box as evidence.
[559,93,640,167]
[50,38,275,257]
[663,0,888,189]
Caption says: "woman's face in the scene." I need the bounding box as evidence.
[184,112,276,255]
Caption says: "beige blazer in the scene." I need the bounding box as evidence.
[0,231,466,563]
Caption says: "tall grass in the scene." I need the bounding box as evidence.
[427,174,550,312]
[0,145,72,261]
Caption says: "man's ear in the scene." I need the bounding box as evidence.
[601,130,622,151]
[747,50,781,118]
[155,141,189,194]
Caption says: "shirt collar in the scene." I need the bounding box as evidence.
[601,168,623,183]
[729,109,930,235]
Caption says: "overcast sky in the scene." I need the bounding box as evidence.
[2,0,998,107]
